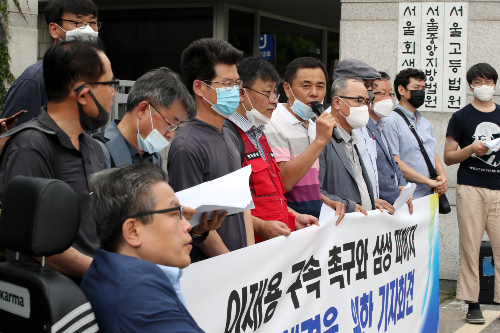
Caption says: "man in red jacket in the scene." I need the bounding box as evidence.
[226,57,345,242]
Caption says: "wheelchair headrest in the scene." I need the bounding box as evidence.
[0,176,80,257]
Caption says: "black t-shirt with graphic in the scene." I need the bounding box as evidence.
[447,103,500,190]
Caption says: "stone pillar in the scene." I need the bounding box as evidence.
[340,0,500,282]
[6,0,38,83]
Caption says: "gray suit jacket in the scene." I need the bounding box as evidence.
[366,119,406,204]
[319,138,375,213]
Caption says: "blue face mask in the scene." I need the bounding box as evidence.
[137,105,170,154]
[288,86,316,120]
[202,83,240,117]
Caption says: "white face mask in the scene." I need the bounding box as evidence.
[373,99,394,118]
[137,105,170,153]
[472,84,496,102]
[242,89,271,126]
[57,24,99,43]
[338,98,369,129]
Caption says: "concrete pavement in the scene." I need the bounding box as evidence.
[439,296,500,333]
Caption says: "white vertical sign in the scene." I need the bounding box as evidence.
[443,3,468,112]
[397,3,421,72]
[420,3,445,111]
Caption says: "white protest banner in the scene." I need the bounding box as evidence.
[183,194,440,333]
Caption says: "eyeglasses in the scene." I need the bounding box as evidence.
[150,104,178,132]
[73,80,120,92]
[131,205,184,220]
[338,96,371,107]
[202,79,243,91]
[364,83,374,90]
[56,18,101,31]
[243,87,280,103]
[374,92,395,98]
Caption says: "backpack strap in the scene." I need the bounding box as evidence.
[0,120,63,180]
[91,132,114,168]
[393,108,438,179]
[223,119,244,165]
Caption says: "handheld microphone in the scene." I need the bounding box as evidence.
[310,101,343,143]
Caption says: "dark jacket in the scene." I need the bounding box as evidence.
[318,138,375,213]
[81,249,204,333]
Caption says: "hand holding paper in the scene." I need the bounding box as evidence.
[482,138,500,152]
[175,165,254,227]
[393,182,416,211]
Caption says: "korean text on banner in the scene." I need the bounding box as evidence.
[182,194,440,333]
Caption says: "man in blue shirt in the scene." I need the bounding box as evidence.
[384,68,448,199]
[81,163,204,332]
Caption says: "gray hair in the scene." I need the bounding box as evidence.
[126,67,197,120]
[89,163,168,252]
[330,76,364,99]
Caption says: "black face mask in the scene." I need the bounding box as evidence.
[75,86,110,131]
[406,89,425,109]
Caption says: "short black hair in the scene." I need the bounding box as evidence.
[237,57,280,88]
[466,63,498,85]
[43,40,105,102]
[45,0,98,26]
[284,57,328,85]
[378,71,390,81]
[393,68,426,101]
[180,38,244,96]
[89,163,168,253]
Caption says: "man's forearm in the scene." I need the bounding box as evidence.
[393,155,431,185]
[198,231,230,257]
[279,139,327,192]
[245,210,255,246]
[35,246,92,278]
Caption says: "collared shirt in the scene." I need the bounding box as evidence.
[264,103,322,217]
[384,104,437,199]
[0,108,106,258]
[338,126,372,211]
[228,112,266,161]
[352,124,379,199]
[124,136,156,164]
[156,265,188,309]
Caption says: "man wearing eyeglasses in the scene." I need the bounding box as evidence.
[93,67,194,170]
[82,163,205,332]
[331,59,399,215]
[319,77,380,214]
[384,68,448,199]
[1,0,100,127]
[0,41,114,281]
[224,57,320,243]
[168,38,254,263]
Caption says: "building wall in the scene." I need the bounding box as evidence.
[340,0,500,281]
[6,0,38,84]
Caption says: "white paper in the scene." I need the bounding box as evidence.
[318,203,338,224]
[483,138,500,152]
[175,165,254,226]
[393,182,416,210]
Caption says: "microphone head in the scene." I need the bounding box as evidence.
[310,101,322,110]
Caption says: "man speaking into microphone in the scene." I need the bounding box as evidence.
[263,57,345,220]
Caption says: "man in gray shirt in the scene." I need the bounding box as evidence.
[319,77,387,214]
[168,38,254,263]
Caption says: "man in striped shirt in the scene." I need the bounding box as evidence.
[264,57,345,219]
